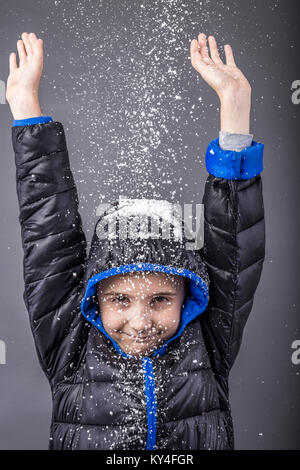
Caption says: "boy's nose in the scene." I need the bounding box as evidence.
[128,306,153,336]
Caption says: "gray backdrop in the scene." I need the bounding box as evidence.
[0,0,299,450]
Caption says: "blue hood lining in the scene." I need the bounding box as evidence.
[80,263,209,358]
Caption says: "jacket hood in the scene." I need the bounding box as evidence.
[80,197,210,359]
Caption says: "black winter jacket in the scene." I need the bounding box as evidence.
[12,121,265,450]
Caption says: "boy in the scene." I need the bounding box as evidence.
[7,32,265,450]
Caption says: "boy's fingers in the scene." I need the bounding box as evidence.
[197,33,213,64]
[17,39,27,66]
[9,52,18,73]
[37,38,44,56]
[28,32,38,50]
[32,37,44,60]
[224,44,236,66]
[21,32,33,57]
[29,32,38,42]
[208,36,224,65]
[190,39,206,73]
[29,32,40,57]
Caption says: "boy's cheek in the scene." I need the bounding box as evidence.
[101,314,123,336]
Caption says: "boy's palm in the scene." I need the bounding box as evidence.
[190,34,251,98]
[6,32,44,105]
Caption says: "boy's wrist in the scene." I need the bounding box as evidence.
[9,95,42,120]
[219,89,251,134]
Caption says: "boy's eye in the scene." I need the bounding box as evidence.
[111,295,129,304]
[151,296,169,304]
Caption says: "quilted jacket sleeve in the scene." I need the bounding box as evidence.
[12,121,88,381]
[199,138,265,379]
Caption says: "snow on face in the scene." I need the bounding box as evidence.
[97,271,187,357]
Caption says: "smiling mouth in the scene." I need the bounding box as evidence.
[134,337,152,343]
[124,333,155,342]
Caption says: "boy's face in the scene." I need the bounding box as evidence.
[97,271,187,357]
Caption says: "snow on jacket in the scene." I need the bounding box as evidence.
[12,120,265,450]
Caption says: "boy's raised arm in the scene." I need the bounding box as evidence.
[200,172,265,379]
[190,34,265,380]
[7,33,88,380]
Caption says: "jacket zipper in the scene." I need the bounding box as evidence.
[142,357,157,450]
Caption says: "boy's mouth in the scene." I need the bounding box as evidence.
[123,332,155,342]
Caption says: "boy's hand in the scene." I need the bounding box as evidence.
[190,33,251,134]
[190,33,251,99]
[6,32,43,120]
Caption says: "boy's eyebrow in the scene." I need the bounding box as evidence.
[101,291,178,297]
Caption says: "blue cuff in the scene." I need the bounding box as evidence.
[205,138,264,180]
[12,116,53,127]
